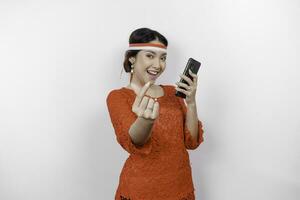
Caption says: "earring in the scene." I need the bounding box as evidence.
[131,66,134,74]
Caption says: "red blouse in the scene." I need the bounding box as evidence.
[106,84,204,200]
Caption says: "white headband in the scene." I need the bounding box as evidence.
[127,43,167,53]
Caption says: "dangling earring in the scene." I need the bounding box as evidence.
[130,64,134,83]
[131,65,134,74]
[130,59,135,74]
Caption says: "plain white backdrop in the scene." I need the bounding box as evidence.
[0,0,299,199]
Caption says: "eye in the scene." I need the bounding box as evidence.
[161,56,166,61]
[146,54,154,59]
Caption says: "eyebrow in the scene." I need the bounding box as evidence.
[145,50,167,56]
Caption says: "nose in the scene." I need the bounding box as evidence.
[152,57,162,69]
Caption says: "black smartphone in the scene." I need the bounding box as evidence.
[175,58,201,98]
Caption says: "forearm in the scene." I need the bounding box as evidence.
[186,102,199,141]
[129,117,155,146]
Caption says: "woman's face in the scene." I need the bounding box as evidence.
[130,40,167,85]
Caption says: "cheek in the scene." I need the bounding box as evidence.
[143,59,152,66]
[137,58,150,67]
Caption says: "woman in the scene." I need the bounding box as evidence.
[106,27,204,200]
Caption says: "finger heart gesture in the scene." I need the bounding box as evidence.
[132,81,160,121]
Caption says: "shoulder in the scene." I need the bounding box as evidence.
[106,88,128,103]
[161,84,176,93]
[161,84,178,98]
[162,84,184,104]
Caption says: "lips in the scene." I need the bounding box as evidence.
[147,70,159,79]
[147,69,159,75]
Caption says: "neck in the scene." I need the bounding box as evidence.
[128,76,156,90]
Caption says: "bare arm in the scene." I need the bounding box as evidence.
[129,81,159,147]
[176,69,201,142]
[129,117,155,146]
[186,102,199,141]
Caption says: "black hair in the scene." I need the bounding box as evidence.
[121,28,168,81]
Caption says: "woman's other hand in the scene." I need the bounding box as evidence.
[175,69,198,105]
[132,81,160,121]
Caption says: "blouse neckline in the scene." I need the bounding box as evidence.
[121,84,166,101]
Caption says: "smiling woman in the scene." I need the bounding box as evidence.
[106,27,204,200]
[144,50,167,80]
[122,29,168,87]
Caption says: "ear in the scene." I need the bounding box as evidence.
[129,57,135,64]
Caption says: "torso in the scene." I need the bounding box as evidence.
[112,85,197,199]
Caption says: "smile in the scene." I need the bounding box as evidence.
[146,70,160,79]
[147,70,159,75]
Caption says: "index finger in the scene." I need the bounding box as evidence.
[133,81,153,107]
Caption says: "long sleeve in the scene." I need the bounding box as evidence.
[106,90,153,156]
[176,92,204,150]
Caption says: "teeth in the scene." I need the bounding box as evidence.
[147,70,159,75]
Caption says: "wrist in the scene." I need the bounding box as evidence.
[187,102,196,107]
[138,116,155,124]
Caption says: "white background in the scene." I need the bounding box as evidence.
[0,0,299,199]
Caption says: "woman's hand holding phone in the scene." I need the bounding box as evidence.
[132,81,160,121]
[175,69,198,105]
